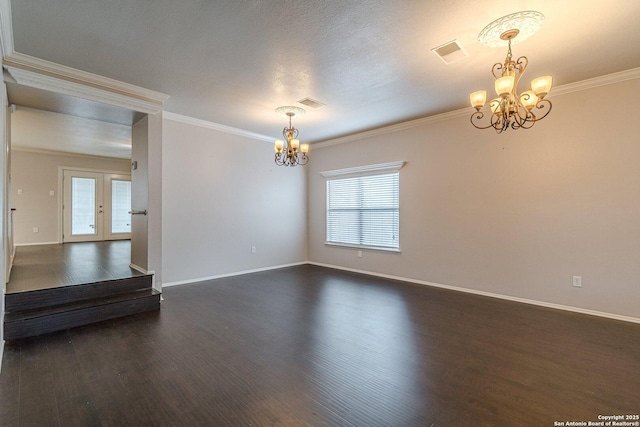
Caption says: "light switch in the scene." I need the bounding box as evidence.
[49,190,55,196]
[17,189,23,195]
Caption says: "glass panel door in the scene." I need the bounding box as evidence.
[63,170,104,242]
[111,180,131,234]
[71,177,97,235]
[104,174,132,240]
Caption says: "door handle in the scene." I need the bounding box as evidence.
[129,210,148,216]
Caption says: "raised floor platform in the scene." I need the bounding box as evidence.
[4,241,160,340]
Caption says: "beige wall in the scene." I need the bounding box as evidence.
[307,78,640,319]
[162,118,307,284]
[130,112,163,288]
[131,116,149,272]
[11,150,131,245]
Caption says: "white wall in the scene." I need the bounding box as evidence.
[1,83,8,357]
[11,150,131,245]
[162,118,307,285]
[131,116,149,272]
[130,112,163,288]
[308,78,640,320]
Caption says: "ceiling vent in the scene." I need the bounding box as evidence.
[297,97,326,109]
[432,40,469,64]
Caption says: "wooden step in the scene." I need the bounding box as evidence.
[5,275,153,312]
[4,289,160,340]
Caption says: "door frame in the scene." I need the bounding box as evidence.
[57,166,132,243]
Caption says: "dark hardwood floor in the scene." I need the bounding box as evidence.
[1,265,638,426]
[7,241,142,294]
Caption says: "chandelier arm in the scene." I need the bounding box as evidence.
[512,102,529,126]
[519,116,536,129]
[513,56,528,94]
[533,99,552,121]
[491,62,504,80]
[515,56,528,74]
[470,111,498,130]
[490,111,503,129]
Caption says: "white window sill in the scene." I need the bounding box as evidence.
[324,242,401,253]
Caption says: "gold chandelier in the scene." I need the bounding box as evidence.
[470,12,553,133]
[274,106,309,167]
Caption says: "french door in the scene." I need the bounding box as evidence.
[63,170,132,242]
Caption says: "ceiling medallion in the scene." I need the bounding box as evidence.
[274,106,309,167]
[478,11,545,48]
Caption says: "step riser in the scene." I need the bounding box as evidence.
[5,275,153,312]
[4,294,160,340]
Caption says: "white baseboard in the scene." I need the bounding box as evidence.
[14,241,59,247]
[308,262,640,325]
[129,264,153,275]
[162,262,307,288]
[0,340,4,375]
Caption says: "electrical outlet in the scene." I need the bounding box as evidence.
[572,276,582,288]
[49,190,55,196]
[251,246,256,254]
[357,250,363,258]
[32,227,39,233]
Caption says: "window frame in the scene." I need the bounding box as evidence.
[321,161,405,253]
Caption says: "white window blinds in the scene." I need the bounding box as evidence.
[326,172,400,250]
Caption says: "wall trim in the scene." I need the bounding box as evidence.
[163,111,273,142]
[11,146,129,160]
[0,0,14,58]
[313,66,640,149]
[0,340,4,374]
[550,67,640,97]
[162,262,307,288]
[130,263,152,275]
[313,109,470,149]
[308,262,640,325]
[14,241,59,247]
[4,54,169,114]
[320,160,406,178]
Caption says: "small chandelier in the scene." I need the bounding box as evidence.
[274,106,309,167]
[470,12,553,133]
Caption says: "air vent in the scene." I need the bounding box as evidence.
[297,97,326,109]
[431,40,468,64]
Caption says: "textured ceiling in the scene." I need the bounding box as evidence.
[7,0,640,146]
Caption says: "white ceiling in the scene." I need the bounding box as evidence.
[11,106,132,159]
[6,0,640,151]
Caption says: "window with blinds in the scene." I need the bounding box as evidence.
[326,172,400,250]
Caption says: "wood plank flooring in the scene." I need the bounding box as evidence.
[7,241,142,293]
[1,265,639,426]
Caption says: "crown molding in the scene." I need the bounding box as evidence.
[314,67,640,149]
[4,52,169,104]
[3,52,169,113]
[11,146,130,160]
[320,161,406,178]
[163,111,273,142]
[0,0,14,58]
[5,63,164,114]
[313,108,470,149]
[550,67,640,97]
